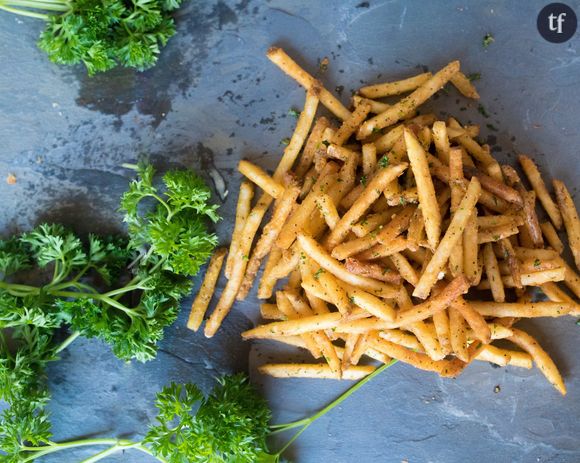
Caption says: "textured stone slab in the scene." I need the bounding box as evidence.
[0,1,579,461]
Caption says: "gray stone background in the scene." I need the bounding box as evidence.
[0,0,579,462]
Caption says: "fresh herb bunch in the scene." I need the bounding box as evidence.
[0,162,219,460]
[0,0,182,74]
[5,363,397,462]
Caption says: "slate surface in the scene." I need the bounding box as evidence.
[0,0,579,462]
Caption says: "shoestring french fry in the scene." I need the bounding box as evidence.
[376,205,416,244]
[315,193,341,230]
[432,120,451,165]
[205,193,273,338]
[257,246,282,299]
[539,282,576,306]
[470,301,572,318]
[561,261,580,299]
[260,303,283,320]
[238,160,285,199]
[396,276,469,325]
[187,248,227,332]
[276,164,339,249]
[238,182,300,299]
[501,165,543,248]
[464,166,522,207]
[358,61,459,138]
[225,181,254,279]
[295,117,330,177]
[332,102,372,146]
[449,305,469,362]
[519,155,563,229]
[450,71,480,99]
[448,147,464,276]
[413,178,481,299]
[356,237,414,260]
[352,209,395,237]
[259,363,375,380]
[432,309,452,355]
[451,296,491,344]
[553,179,580,270]
[508,328,566,395]
[344,257,402,285]
[483,242,505,302]
[266,47,350,120]
[326,163,408,248]
[353,95,391,114]
[362,143,377,175]
[540,221,564,254]
[201,47,577,394]
[359,72,432,98]
[404,128,441,250]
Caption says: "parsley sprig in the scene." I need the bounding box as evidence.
[0,162,219,460]
[7,362,398,462]
[0,0,182,74]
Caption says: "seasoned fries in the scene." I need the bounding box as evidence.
[194,47,577,395]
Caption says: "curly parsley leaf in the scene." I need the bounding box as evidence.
[2,0,181,75]
[145,374,272,463]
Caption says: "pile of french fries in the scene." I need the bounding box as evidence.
[187,47,580,396]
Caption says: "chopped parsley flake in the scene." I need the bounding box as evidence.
[478,104,490,118]
[313,268,326,280]
[483,33,495,48]
[379,155,390,168]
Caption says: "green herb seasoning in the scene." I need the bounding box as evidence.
[379,155,390,168]
[483,33,495,48]
[478,104,490,118]
[288,108,301,118]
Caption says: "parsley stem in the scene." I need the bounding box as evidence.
[79,442,166,463]
[54,330,81,354]
[0,280,39,294]
[0,0,69,10]
[269,359,399,456]
[0,4,50,17]
[103,281,148,298]
[20,438,166,463]
[51,290,137,316]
